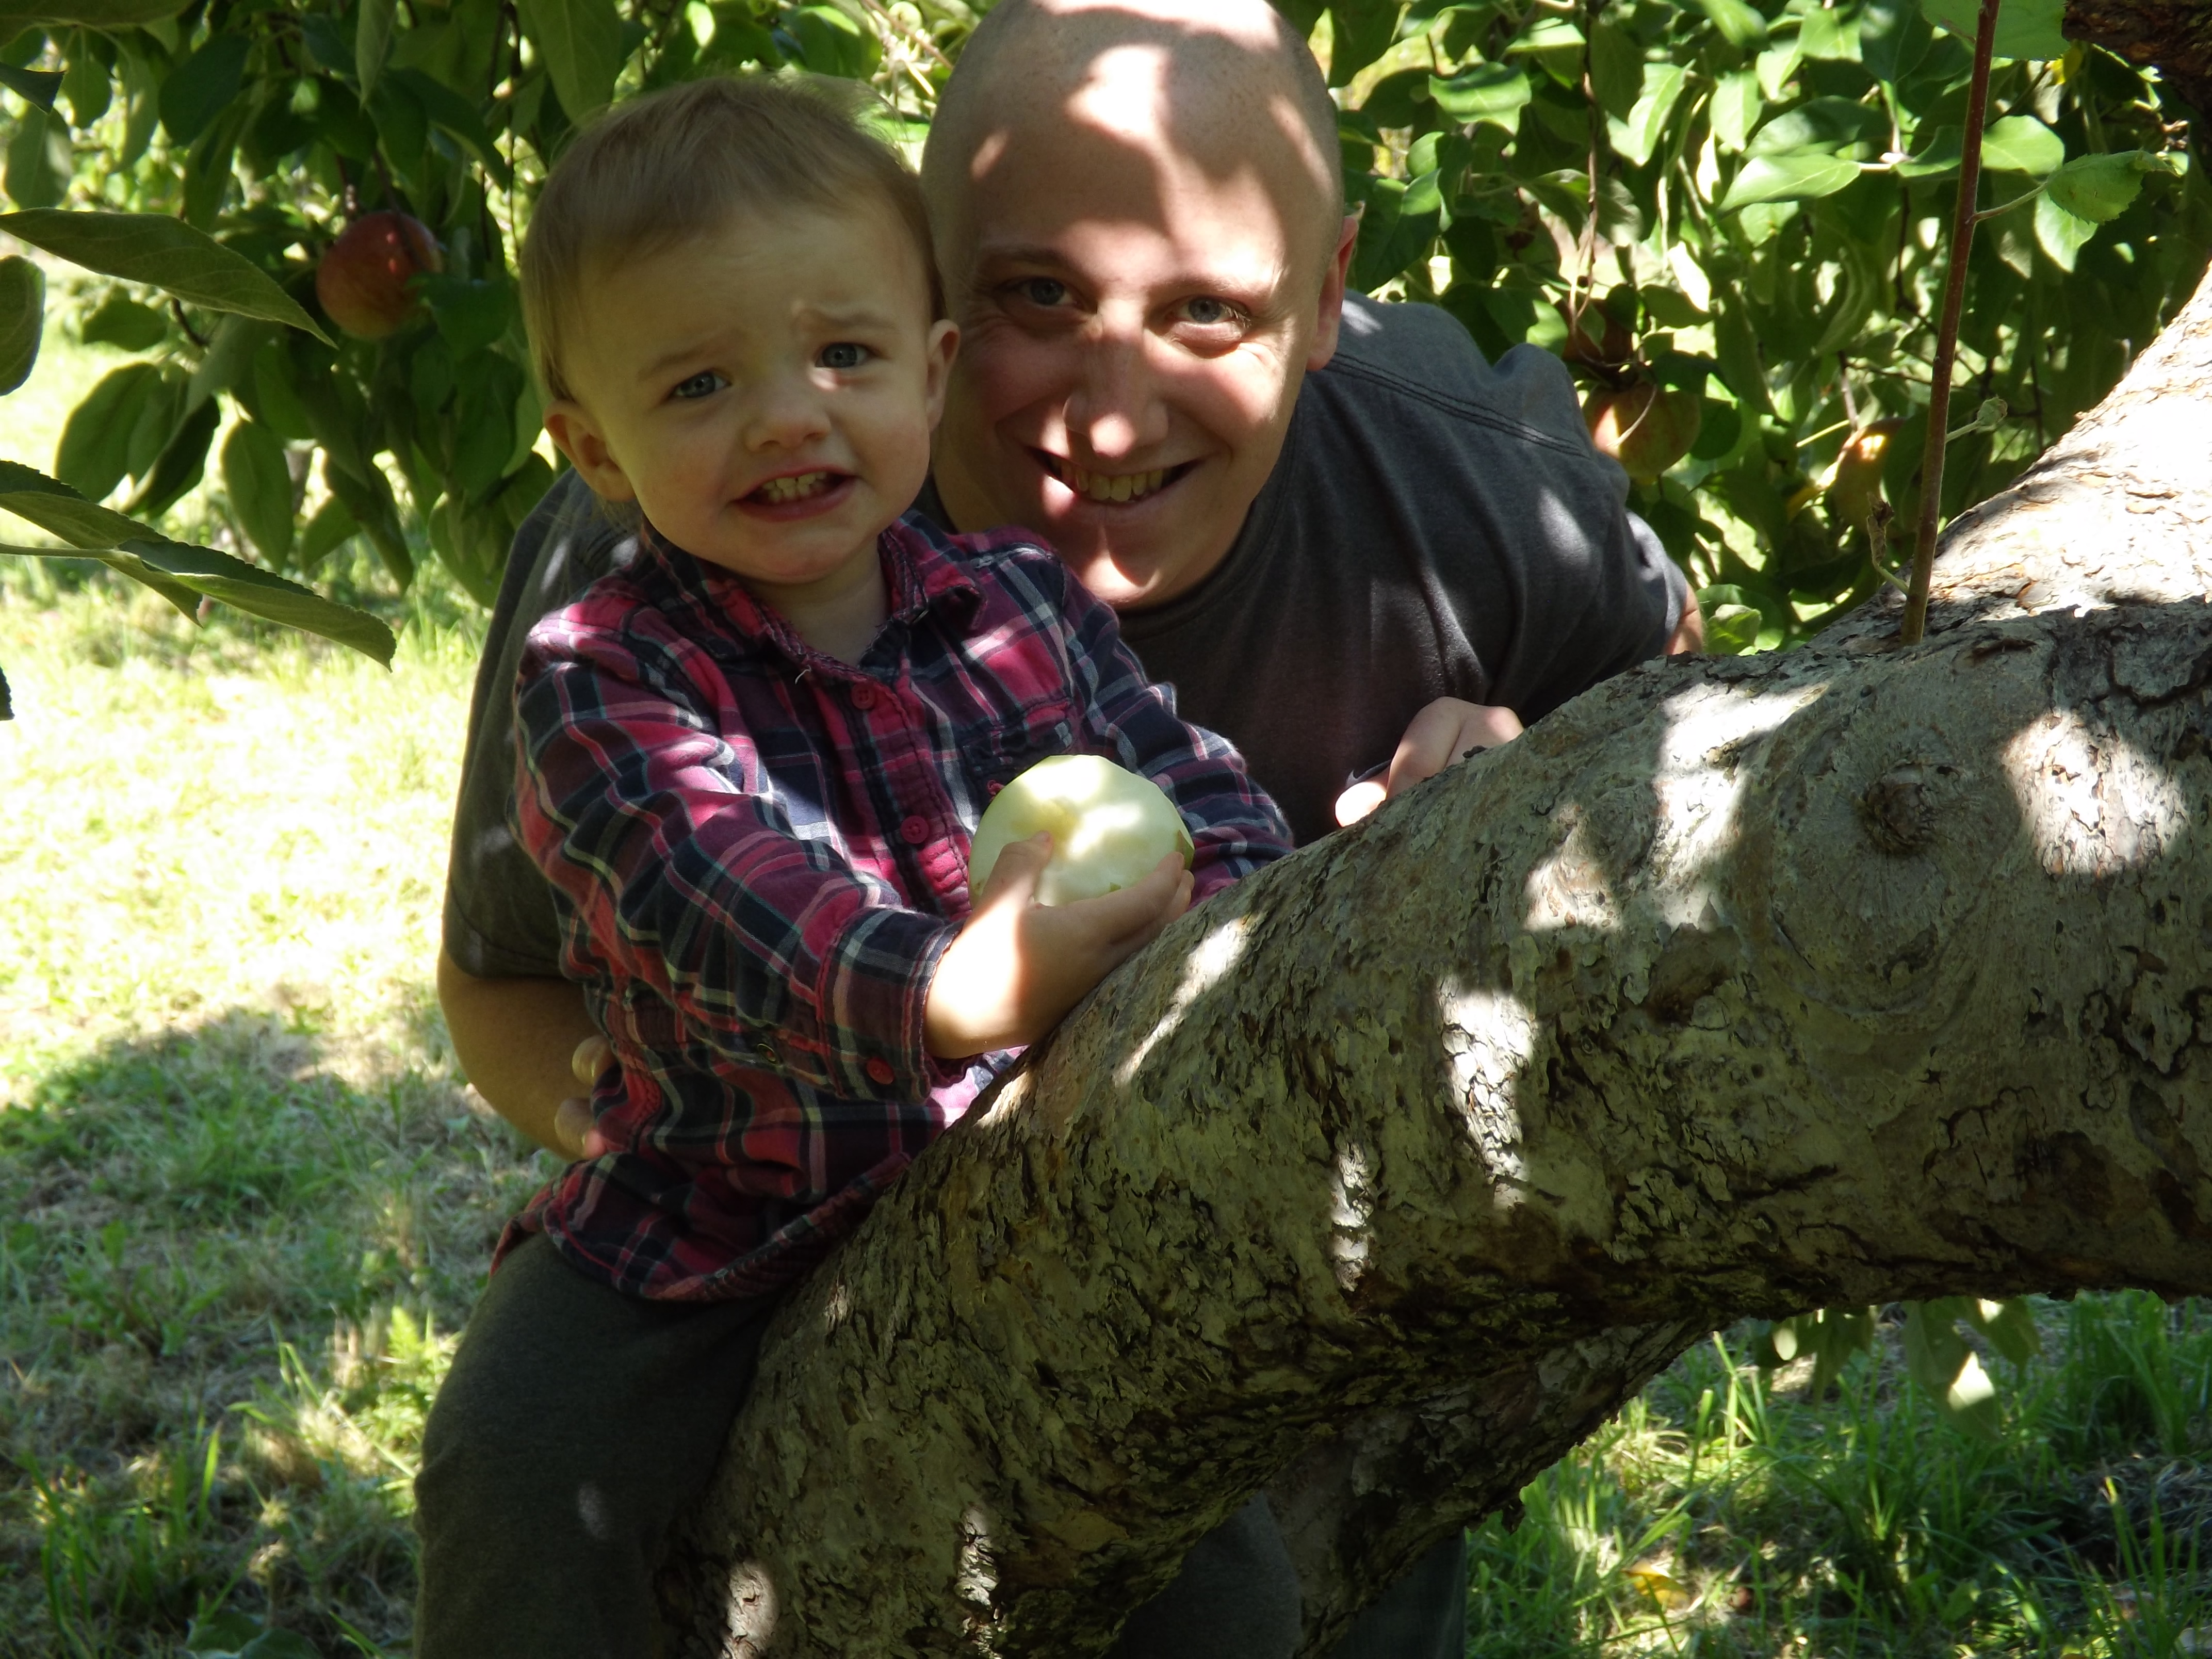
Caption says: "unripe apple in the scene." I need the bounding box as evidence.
[316,212,442,340]
[1584,383,1702,482]
[968,754,1194,907]
[1556,297,1633,371]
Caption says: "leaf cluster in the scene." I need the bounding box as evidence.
[0,0,2205,668]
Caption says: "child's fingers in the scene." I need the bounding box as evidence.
[974,831,1053,908]
[1058,854,1190,950]
[571,1032,613,1086]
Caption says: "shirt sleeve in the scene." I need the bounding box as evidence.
[1048,562,1296,899]
[512,612,957,1104]
[442,469,639,979]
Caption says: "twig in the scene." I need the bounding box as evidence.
[1899,0,1999,646]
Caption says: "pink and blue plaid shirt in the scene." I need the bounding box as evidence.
[503,512,1292,1301]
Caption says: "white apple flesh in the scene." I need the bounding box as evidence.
[967,754,1195,907]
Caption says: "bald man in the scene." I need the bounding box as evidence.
[426,2,1692,1651]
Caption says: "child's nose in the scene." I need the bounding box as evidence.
[743,373,833,450]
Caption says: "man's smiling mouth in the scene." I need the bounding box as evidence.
[751,470,841,505]
[1035,452,1194,505]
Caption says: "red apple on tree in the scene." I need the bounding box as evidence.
[1584,381,1702,482]
[316,212,443,340]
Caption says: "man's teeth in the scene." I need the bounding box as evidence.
[1060,461,1169,504]
[758,471,834,503]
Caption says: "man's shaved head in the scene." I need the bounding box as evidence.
[923,0,1344,283]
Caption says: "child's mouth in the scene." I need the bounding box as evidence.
[1035,453,1195,506]
[750,470,842,506]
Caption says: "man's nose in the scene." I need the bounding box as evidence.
[1068,321,1170,462]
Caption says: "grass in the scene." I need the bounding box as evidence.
[4,559,2212,1657]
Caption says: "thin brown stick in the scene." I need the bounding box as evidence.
[1900,0,2000,645]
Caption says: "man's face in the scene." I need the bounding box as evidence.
[931,61,1352,610]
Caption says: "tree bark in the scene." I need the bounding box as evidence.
[2066,0,2212,114]
[655,248,2212,1659]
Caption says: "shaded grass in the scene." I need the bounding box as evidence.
[1,560,552,1656]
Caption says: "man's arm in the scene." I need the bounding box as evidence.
[437,950,600,1154]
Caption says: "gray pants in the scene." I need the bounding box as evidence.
[415,1236,1466,1656]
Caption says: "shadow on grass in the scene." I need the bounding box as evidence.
[0,1007,549,1658]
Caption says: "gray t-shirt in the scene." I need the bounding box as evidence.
[441,294,1686,978]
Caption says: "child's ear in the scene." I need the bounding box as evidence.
[544,400,638,502]
[921,319,959,431]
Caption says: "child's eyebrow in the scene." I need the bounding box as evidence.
[630,304,907,383]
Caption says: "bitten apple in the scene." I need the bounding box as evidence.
[968,755,1194,906]
[316,212,443,340]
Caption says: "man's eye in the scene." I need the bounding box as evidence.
[1179,297,1241,327]
[819,341,869,370]
[1013,278,1069,308]
[671,371,724,401]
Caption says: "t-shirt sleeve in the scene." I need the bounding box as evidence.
[441,469,639,979]
[1050,562,1295,899]
[512,612,959,1104]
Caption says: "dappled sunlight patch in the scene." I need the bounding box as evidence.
[1435,979,1537,1202]
[2006,707,2191,879]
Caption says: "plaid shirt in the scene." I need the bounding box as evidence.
[504,513,1293,1301]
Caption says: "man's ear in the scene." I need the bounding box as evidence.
[921,318,961,431]
[1305,211,1360,373]
[543,400,637,502]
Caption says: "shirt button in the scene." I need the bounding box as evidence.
[900,816,928,844]
[865,1058,896,1086]
[849,683,877,710]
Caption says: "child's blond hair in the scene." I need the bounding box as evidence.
[521,75,940,403]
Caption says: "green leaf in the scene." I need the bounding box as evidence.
[126,394,217,519]
[1980,115,2063,176]
[1429,62,1529,129]
[785,4,877,78]
[0,210,333,345]
[515,0,623,119]
[60,38,108,127]
[1860,0,1933,81]
[53,361,160,499]
[0,456,159,548]
[1697,0,1768,49]
[0,61,61,109]
[1614,62,1684,170]
[1748,96,1884,158]
[1896,125,1964,178]
[0,0,187,28]
[2044,149,2165,223]
[294,495,357,573]
[385,67,513,186]
[1720,151,1863,210]
[4,107,69,209]
[1920,0,2067,60]
[1705,603,1762,655]
[79,291,166,350]
[221,418,294,565]
[1964,1295,2043,1365]
[1709,69,1762,153]
[0,253,41,396]
[158,32,249,147]
[2034,189,2095,269]
[1587,11,1642,119]
[356,0,393,96]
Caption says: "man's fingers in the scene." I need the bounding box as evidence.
[571,1033,612,1087]
[552,1094,594,1158]
[1384,699,1524,799]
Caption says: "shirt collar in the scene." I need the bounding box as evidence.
[635,511,983,674]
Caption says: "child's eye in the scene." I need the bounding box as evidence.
[671,370,725,401]
[818,342,870,370]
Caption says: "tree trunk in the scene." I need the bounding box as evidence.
[655,239,2212,1659]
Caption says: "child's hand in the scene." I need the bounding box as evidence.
[924,832,1193,1058]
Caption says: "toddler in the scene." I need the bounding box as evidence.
[412,73,1291,1655]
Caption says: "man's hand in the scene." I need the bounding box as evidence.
[552,1033,614,1159]
[1333,698,1525,826]
[925,833,1192,1058]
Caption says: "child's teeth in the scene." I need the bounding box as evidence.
[760,471,832,503]
[1062,462,1167,503]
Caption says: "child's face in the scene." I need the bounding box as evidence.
[544,201,957,604]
